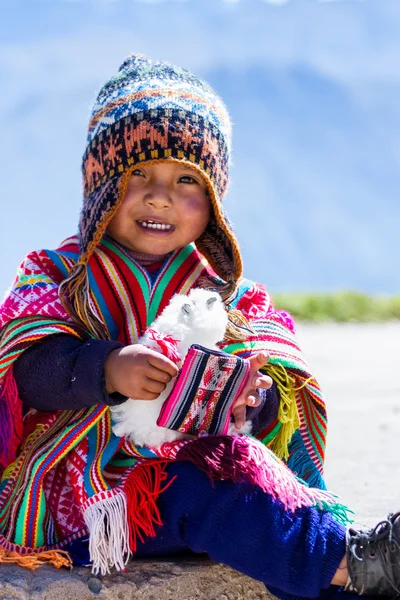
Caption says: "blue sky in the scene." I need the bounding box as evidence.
[1,0,399,295]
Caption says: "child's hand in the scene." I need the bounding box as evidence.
[231,352,272,430]
[104,344,179,400]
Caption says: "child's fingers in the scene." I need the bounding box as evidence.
[253,374,273,389]
[145,364,176,383]
[135,389,161,401]
[232,403,246,429]
[147,351,179,376]
[143,376,168,394]
[233,390,261,412]
[248,351,269,372]
[246,393,261,407]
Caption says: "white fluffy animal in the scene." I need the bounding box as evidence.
[111,288,234,447]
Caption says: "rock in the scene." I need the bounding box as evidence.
[0,557,274,600]
[87,577,102,594]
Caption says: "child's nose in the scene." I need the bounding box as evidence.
[144,185,172,209]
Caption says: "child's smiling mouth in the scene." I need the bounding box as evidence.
[136,219,176,235]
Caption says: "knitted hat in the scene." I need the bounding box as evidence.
[79,53,242,283]
[61,54,243,338]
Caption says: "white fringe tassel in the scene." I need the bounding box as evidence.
[83,491,130,575]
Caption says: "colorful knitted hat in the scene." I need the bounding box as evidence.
[61,54,244,337]
[79,53,242,282]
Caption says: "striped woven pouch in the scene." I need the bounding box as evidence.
[157,344,250,436]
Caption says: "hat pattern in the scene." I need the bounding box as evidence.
[79,54,242,283]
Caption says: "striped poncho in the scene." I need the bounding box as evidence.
[0,235,345,574]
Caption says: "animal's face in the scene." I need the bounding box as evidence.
[181,291,220,318]
[155,288,228,346]
[179,289,228,341]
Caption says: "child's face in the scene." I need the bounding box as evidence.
[107,162,210,255]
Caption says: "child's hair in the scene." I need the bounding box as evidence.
[59,54,244,337]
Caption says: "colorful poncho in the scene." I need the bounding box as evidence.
[0,236,346,574]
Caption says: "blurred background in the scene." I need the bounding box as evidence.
[0,0,399,528]
[1,0,399,300]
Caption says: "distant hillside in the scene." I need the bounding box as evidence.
[206,65,400,293]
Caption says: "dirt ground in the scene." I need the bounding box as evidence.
[296,322,400,527]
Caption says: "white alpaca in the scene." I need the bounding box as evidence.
[111,288,250,448]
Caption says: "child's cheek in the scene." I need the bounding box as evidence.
[182,194,210,220]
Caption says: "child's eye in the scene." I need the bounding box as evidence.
[132,169,145,177]
[178,175,198,184]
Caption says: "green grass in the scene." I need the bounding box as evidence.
[272,292,400,322]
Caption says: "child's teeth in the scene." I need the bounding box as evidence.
[141,221,172,230]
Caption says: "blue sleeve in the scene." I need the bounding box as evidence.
[13,335,128,411]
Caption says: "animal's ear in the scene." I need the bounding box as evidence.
[206,297,217,309]
[182,303,192,316]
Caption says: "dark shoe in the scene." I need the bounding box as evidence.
[347,512,400,597]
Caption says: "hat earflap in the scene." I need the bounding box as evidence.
[59,172,133,338]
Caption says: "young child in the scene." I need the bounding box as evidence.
[0,54,399,599]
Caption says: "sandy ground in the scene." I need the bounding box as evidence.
[295,322,400,527]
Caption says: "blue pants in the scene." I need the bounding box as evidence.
[66,462,349,600]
